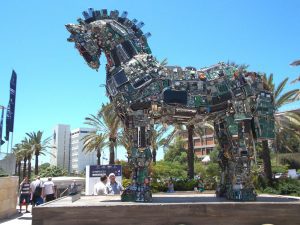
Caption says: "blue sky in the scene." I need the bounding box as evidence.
[0,0,300,163]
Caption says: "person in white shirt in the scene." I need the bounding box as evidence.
[107,173,124,195]
[43,177,55,202]
[94,175,108,195]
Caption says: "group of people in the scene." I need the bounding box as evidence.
[94,173,124,195]
[19,176,56,213]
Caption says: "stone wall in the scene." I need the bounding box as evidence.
[32,195,300,225]
[0,154,16,175]
[0,176,19,219]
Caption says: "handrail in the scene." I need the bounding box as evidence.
[60,187,69,197]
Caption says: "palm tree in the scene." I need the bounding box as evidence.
[82,132,107,165]
[20,138,33,179]
[118,130,133,158]
[187,124,195,179]
[262,74,300,182]
[150,125,167,164]
[22,151,28,179]
[85,103,121,165]
[26,131,52,175]
[290,59,300,84]
[100,103,121,164]
[12,144,23,178]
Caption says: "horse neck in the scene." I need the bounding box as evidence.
[100,20,152,68]
[103,38,151,69]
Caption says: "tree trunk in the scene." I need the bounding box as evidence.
[18,161,21,183]
[15,161,18,175]
[262,140,273,184]
[28,155,32,179]
[187,125,195,179]
[35,153,39,175]
[97,149,101,165]
[23,157,27,179]
[109,138,115,165]
[152,148,157,164]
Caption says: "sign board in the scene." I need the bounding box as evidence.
[86,165,122,195]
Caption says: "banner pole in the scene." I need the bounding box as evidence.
[6,133,10,155]
[0,106,5,154]
[10,132,13,153]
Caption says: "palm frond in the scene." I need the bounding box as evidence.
[274,77,288,99]
[276,89,300,108]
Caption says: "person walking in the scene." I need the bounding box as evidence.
[94,175,108,195]
[30,176,43,206]
[107,173,124,195]
[167,179,174,193]
[19,176,30,213]
[43,177,55,202]
[69,180,79,195]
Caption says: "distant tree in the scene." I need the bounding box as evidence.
[12,144,23,177]
[118,130,133,157]
[39,163,50,171]
[85,103,121,165]
[151,160,186,181]
[164,137,186,164]
[262,74,300,183]
[82,132,107,165]
[150,125,167,164]
[39,165,67,178]
[187,124,194,179]
[20,138,33,179]
[26,131,52,175]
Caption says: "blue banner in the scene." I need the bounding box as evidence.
[5,70,17,141]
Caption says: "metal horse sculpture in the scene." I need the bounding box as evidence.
[66,9,275,202]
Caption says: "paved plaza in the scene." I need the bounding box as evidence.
[0,206,32,225]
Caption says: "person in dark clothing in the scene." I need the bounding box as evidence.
[30,176,43,206]
[19,177,30,213]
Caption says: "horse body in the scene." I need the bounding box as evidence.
[66,9,275,202]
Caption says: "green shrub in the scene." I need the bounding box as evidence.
[279,153,300,170]
[263,187,280,195]
[173,179,198,191]
[203,177,218,190]
[262,179,300,196]
[122,178,131,188]
[206,163,220,178]
[151,161,186,181]
[194,162,207,178]
[276,179,300,196]
[151,181,168,193]
[272,164,289,174]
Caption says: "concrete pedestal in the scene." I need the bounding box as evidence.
[32,192,300,225]
[0,176,19,219]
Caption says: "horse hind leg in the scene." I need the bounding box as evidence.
[215,117,256,201]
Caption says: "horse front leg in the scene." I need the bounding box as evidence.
[121,111,153,202]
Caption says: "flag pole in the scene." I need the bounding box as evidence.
[6,134,10,155]
[0,105,5,154]
[10,132,13,153]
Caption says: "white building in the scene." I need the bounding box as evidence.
[71,128,97,174]
[50,124,71,172]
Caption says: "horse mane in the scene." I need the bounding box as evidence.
[80,8,150,39]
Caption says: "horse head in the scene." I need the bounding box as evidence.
[66,8,152,71]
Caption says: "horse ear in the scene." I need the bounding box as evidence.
[65,24,81,34]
